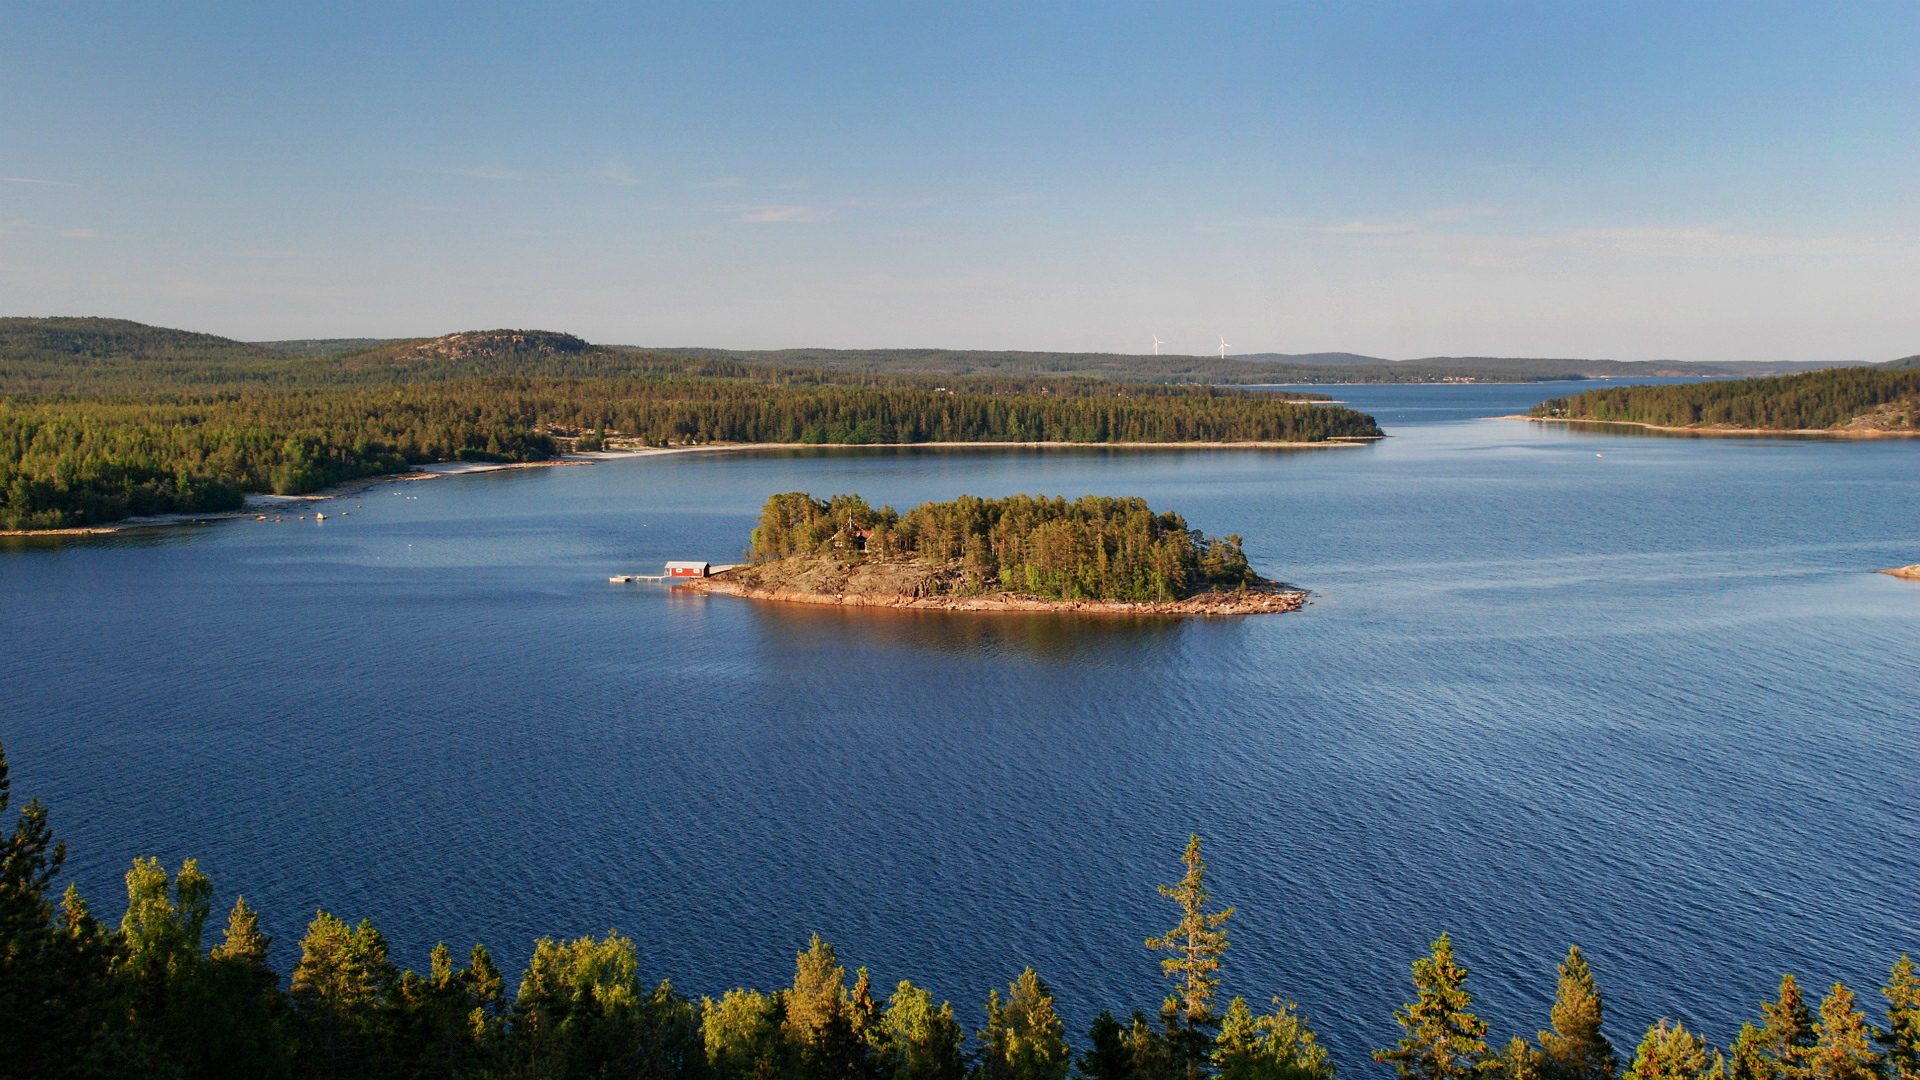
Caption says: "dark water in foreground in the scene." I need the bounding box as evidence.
[6,382,1917,1069]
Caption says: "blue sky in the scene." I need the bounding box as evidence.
[2,2,1916,361]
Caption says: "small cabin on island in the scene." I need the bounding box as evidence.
[665,561,711,578]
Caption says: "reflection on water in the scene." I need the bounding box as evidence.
[733,596,1192,660]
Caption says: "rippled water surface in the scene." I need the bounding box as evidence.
[6,382,1916,1069]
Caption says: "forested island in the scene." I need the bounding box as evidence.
[3,744,1917,1080]
[0,319,1382,532]
[1527,367,1920,435]
[680,492,1308,614]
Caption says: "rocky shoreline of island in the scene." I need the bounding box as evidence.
[677,567,1310,616]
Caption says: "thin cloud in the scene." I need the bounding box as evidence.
[228,249,315,259]
[3,176,69,185]
[695,177,745,189]
[600,158,641,186]
[736,205,832,223]
[58,228,108,239]
[444,165,522,180]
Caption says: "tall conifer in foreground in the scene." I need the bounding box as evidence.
[1374,934,1488,1080]
[1538,947,1617,1080]
[1147,836,1235,1080]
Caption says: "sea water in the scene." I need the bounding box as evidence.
[4,382,1916,1070]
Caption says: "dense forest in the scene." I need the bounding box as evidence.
[1528,368,1920,432]
[747,493,1258,601]
[3,746,1916,1080]
[0,320,1381,531]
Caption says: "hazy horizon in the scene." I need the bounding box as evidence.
[4,3,1917,363]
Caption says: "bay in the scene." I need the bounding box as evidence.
[4,381,1916,1070]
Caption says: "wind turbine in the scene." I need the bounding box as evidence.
[1152,335,1165,356]
[1218,336,1232,359]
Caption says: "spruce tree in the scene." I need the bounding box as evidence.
[1880,957,1920,1080]
[979,969,1071,1080]
[1625,1021,1724,1080]
[1373,934,1489,1080]
[1147,835,1234,1080]
[1805,983,1878,1080]
[1539,947,1618,1080]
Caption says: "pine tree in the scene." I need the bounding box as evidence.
[1880,957,1920,1080]
[1374,934,1489,1080]
[1538,947,1617,1080]
[1625,1021,1724,1080]
[785,934,873,1080]
[1805,983,1878,1080]
[979,969,1071,1080]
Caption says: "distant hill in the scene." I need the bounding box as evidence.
[1883,354,1920,370]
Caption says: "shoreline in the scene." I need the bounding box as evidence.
[676,572,1311,617]
[0,439,1377,537]
[1883,565,1920,581]
[1515,415,1920,438]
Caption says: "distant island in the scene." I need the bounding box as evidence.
[1526,366,1920,436]
[677,492,1309,615]
[0,318,1383,533]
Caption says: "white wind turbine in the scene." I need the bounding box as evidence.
[1218,336,1232,359]
[1152,335,1166,355]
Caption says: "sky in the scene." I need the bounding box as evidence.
[2,2,1916,362]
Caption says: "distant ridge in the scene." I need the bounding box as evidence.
[640,345,1848,384]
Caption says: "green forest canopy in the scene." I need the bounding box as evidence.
[2,743,1916,1080]
[0,319,1382,531]
[746,492,1260,601]
[1529,367,1920,431]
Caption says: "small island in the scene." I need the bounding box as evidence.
[677,492,1308,615]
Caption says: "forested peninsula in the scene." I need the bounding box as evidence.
[681,492,1307,614]
[1527,367,1920,435]
[0,318,1382,532]
[4,746,1918,1080]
